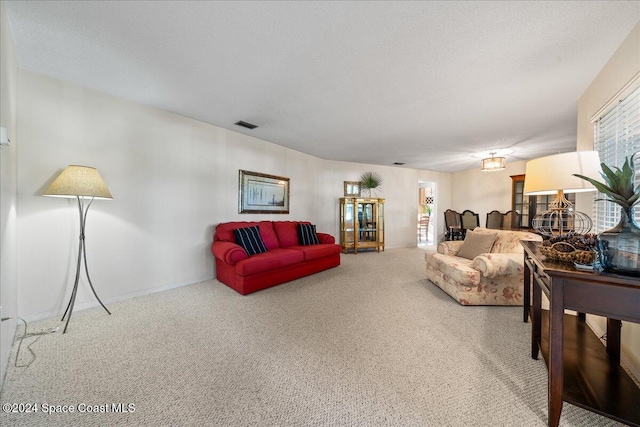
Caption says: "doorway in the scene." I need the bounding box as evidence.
[418,181,436,247]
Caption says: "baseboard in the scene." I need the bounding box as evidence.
[586,317,640,384]
[20,275,214,323]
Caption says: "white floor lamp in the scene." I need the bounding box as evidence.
[43,165,113,333]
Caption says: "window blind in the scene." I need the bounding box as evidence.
[593,86,640,232]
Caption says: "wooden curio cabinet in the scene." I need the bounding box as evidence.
[339,197,385,253]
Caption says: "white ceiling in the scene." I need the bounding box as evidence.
[4,1,640,172]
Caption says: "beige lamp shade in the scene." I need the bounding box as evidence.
[523,151,601,195]
[43,165,113,199]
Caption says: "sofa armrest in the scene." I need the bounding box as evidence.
[317,233,335,244]
[211,241,248,265]
[472,253,523,278]
[438,241,463,256]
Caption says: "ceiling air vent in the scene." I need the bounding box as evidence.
[234,120,258,130]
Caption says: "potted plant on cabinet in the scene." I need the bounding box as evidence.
[360,172,382,197]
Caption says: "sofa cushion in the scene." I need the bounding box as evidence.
[457,229,497,260]
[273,221,308,247]
[425,253,481,286]
[466,227,541,254]
[216,221,258,242]
[437,240,464,256]
[472,253,524,278]
[288,244,342,261]
[490,229,534,253]
[235,248,305,276]
[233,226,268,256]
[216,221,280,250]
[255,221,280,250]
[298,223,320,245]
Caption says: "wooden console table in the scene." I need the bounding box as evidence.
[522,241,640,427]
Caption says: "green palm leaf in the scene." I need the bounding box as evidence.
[360,172,382,191]
[573,152,640,209]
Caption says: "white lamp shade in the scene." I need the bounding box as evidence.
[43,165,113,199]
[523,151,601,195]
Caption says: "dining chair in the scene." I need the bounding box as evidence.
[502,210,520,229]
[486,210,503,229]
[418,215,430,242]
[460,209,480,237]
[444,209,463,240]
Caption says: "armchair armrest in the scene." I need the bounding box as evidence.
[317,232,335,244]
[472,253,523,278]
[437,241,464,256]
[211,241,248,265]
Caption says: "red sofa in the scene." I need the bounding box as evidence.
[211,221,341,295]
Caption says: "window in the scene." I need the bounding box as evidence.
[593,86,640,232]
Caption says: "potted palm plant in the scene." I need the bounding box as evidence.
[360,172,382,197]
[573,153,640,275]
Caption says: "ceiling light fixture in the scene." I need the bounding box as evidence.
[480,152,506,172]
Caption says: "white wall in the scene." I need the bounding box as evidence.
[0,0,19,389]
[576,22,640,378]
[418,169,451,243]
[15,70,452,321]
[323,161,449,247]
[450,160,526,227]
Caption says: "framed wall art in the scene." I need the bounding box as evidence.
[343,181,361,197]
[239,170,290,214]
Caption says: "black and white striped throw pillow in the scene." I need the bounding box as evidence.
[233,226,268,256]
[298,223,320,245]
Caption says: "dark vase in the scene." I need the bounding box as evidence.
[597,206,640,276]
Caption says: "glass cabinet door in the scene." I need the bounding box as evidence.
[358,202,377,242]
[340,197,384,253]
[340,198,355,252]
[378,202,384,248]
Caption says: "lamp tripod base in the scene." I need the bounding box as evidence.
[60,196,111,334]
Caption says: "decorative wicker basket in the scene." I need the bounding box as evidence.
[539,242,596,264]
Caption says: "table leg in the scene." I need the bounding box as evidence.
[524,256,531,323]
[607,318,622,364]
[531,268,541,360]
[548,278,565,427]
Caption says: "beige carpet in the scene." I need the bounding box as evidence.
[0,248,625,426]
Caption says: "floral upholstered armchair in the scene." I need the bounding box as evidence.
[424,227,542,305]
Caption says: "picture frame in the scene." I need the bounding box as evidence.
[239,170,290,214]
[344,181,361,197]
